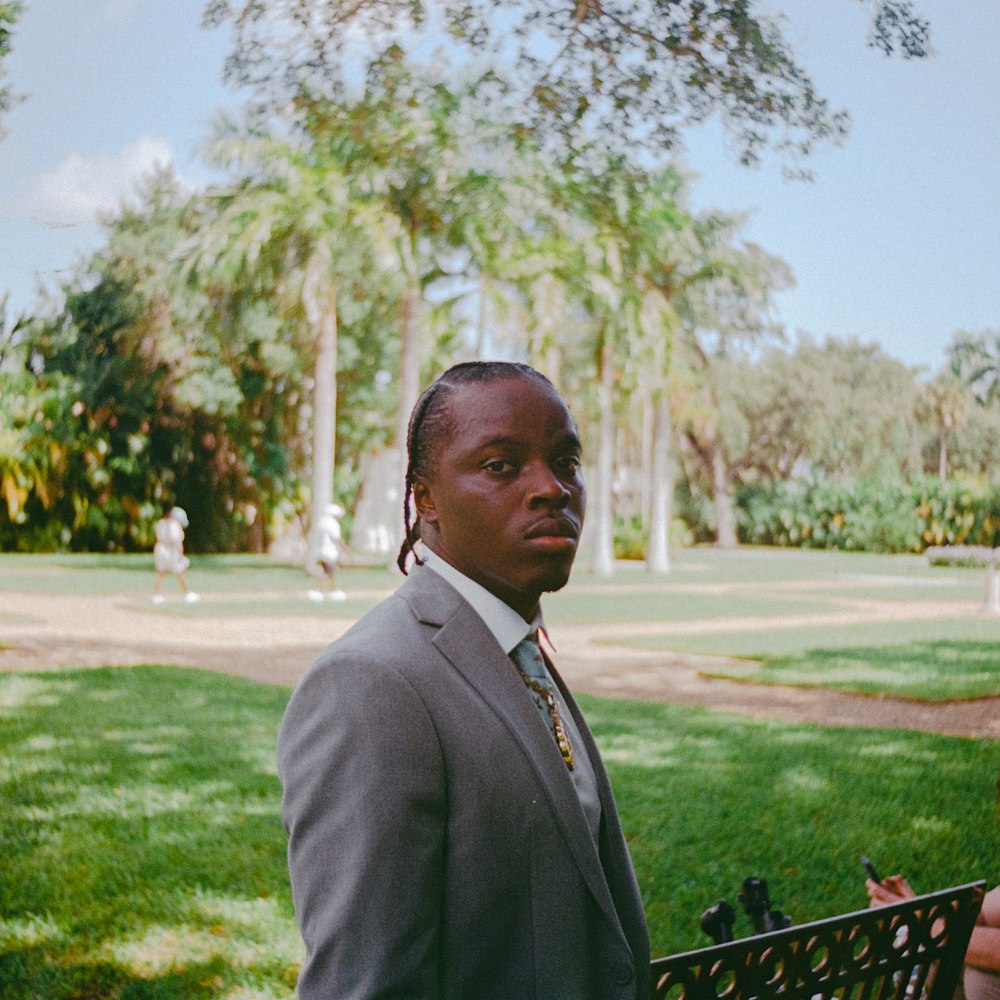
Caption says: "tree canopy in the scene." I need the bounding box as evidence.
[0,0,24,138]
[203,0,930,167]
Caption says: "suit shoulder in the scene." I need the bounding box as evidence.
[295,589,435,694]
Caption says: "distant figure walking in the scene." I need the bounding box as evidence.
[152,507,198,604]
[308,503,346,602]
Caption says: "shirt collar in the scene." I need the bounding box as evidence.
[421,548,544,655]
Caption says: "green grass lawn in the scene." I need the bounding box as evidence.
[580,693,1000,951]
[605,622,1000,700]
[2,666,998,998]
[0,553,395,597]
[567,550,998,702]
[694,639,1000,700]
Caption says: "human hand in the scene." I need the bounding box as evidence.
[977,885,1000,927]
[867,874,915,908]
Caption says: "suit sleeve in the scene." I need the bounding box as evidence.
[277,651,446,999]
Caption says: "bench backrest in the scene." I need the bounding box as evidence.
[651,881,985,1000]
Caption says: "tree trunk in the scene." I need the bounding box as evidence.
[640,391,653,530]
[646,398,673,574]
[592,339,617,578]
[544,343,562,385]
[938,431,948,482]
[308,298,338,567]
[392,234,423,564]
[475,274,489,358]
[396,281,422,475]
[711,442,738,549]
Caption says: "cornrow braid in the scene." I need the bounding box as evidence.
[396,379,444,574]
[396,361,554,574]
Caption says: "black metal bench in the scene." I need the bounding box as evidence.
[651,881,985,1000]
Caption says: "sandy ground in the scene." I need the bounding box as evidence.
[1,587,998,739]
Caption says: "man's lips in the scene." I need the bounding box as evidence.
[524,518,580,542]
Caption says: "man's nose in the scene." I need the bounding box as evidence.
[526,463,571,506]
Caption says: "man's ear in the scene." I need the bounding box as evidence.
[412,478,438,525]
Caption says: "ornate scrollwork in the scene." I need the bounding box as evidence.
[651,882,984,1000]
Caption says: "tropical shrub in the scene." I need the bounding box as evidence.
[737,476,1000,553]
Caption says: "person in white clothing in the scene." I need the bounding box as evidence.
[152,507,198,604]
[308,503,346,602]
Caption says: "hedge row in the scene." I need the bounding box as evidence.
[736,476,1000,554]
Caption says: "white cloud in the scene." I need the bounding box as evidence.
[33,136,175,225]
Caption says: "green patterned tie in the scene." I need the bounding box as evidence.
[511,632,575,770]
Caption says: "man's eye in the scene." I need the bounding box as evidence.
[483,460,514,474]
[556,456,582,473]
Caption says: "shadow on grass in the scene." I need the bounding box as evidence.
[1,950,299,1000]
[0,666,301,999]
[701,639,1000,700]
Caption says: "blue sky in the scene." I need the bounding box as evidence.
[2,0,998,375]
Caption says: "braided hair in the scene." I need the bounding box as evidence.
[396,361,554,574]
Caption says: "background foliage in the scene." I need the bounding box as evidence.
[3,2,997,563]
[736,476,1000,554]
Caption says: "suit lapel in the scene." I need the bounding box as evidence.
[401,567,625,939]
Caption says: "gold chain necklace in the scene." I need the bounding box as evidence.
[517,672,575,771]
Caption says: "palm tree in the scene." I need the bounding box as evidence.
[300,65,512,556]
[496,159,715,575]
[948,329,1000,406]
[180,126,398,564]
[676,237,792,549]
[620,173,729,573]
[920,372,972,481]
[0,291,27,371]
[548,163,726,573]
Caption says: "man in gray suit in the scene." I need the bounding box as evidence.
[277,361,650,999]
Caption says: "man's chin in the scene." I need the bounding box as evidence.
[478,571,568,615]
[534,564,575,596]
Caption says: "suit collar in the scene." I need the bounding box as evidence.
[396,561,462,626]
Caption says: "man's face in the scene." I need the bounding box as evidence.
[414,376,586,620]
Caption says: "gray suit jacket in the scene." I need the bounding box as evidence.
[277,565,650,1000]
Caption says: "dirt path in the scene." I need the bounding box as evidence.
[2,589,998,740]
